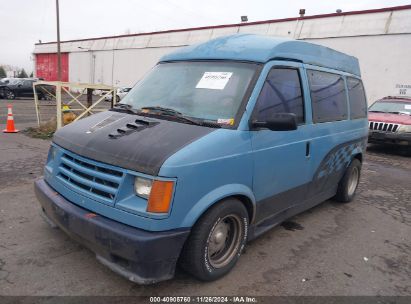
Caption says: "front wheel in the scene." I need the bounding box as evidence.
[179,199,249,281]
[5,89,15,100]
[334,158,362,203]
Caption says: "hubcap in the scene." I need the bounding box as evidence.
[347,167,359,196]
[207,214,243,269]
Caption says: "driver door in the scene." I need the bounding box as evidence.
[21,80,34,97]
[250,62,312,223]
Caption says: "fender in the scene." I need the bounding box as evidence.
[181,184,256,228]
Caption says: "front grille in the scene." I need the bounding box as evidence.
[57,153,123,203]
[369,121,400,133]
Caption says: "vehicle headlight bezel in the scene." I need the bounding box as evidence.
[133,176,175,213]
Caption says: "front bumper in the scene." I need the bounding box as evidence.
[368,131,411,145]
[34,178,190,284]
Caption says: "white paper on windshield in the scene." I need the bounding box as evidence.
[404,105,411,110]
[196,72,233,90]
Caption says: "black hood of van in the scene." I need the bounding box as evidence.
[53,111,215,175]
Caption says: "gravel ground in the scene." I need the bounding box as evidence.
[0,99,410,296]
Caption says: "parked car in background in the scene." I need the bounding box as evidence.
[0,78,52,100]
[368,96,411,146]
[103,87,132,102]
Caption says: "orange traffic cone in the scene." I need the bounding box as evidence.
[3,104,19,133]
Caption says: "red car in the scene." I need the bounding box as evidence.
[368,96,411,146]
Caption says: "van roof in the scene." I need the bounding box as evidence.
[160,34,361,76]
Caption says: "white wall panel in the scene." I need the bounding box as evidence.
[115,36,135,49]
[238,23,270,35]
[112,47,175,87]
[130,35,151,48]
[90,39,107,51]
[187,29,213,44]
[266,21,297,38]
[210,27,239,38]
[104,38,118,50]
[148,31,191,47]
[69,52,91,83]
[389,10,411,33]
[92,50,114,85]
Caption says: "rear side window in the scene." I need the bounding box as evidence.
[347,77,367,119]
[308,70,348,123]
[254,68,304,124]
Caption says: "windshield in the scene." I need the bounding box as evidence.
[369,100,411,115]
[7,79,21,85]
[120,61,258,122]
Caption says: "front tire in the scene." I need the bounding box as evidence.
[334,158,362,203]
[179,198,249,281]
[5,89,15,100]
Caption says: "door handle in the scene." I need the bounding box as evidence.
[306,141,311,158]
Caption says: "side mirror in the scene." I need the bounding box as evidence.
[252,113,298,131]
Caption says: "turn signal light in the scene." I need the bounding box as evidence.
[147,180,174,213]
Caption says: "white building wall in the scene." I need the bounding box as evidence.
[112,47,175,87]
[68,52,90,83]
[34,7,411,103]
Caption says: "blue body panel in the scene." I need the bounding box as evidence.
[42,34,367,234]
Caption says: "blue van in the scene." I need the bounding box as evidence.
[35,34,368,284]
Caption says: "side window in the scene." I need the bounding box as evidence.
[347,77,367,119]
[23,80,33,87]
[254,68,304,124]
[308,70,348,123]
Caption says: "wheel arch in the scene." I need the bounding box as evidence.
[353,153,363,163]
[180,184,256,228]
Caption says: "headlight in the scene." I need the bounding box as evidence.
[398,125,411,133]
[134,177,175,213]
[134,177,152,199]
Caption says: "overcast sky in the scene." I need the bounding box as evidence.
[0,0,409,73]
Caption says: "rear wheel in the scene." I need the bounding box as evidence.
[334,158,362,203]
[179,198,248,281]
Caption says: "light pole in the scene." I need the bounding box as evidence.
[56,0,62,82]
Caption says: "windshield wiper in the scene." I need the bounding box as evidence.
[111,103,141,114]
[368,110,385,113]
[140,106,182,115]
[140,106,206,126]
[113,103,132,109]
